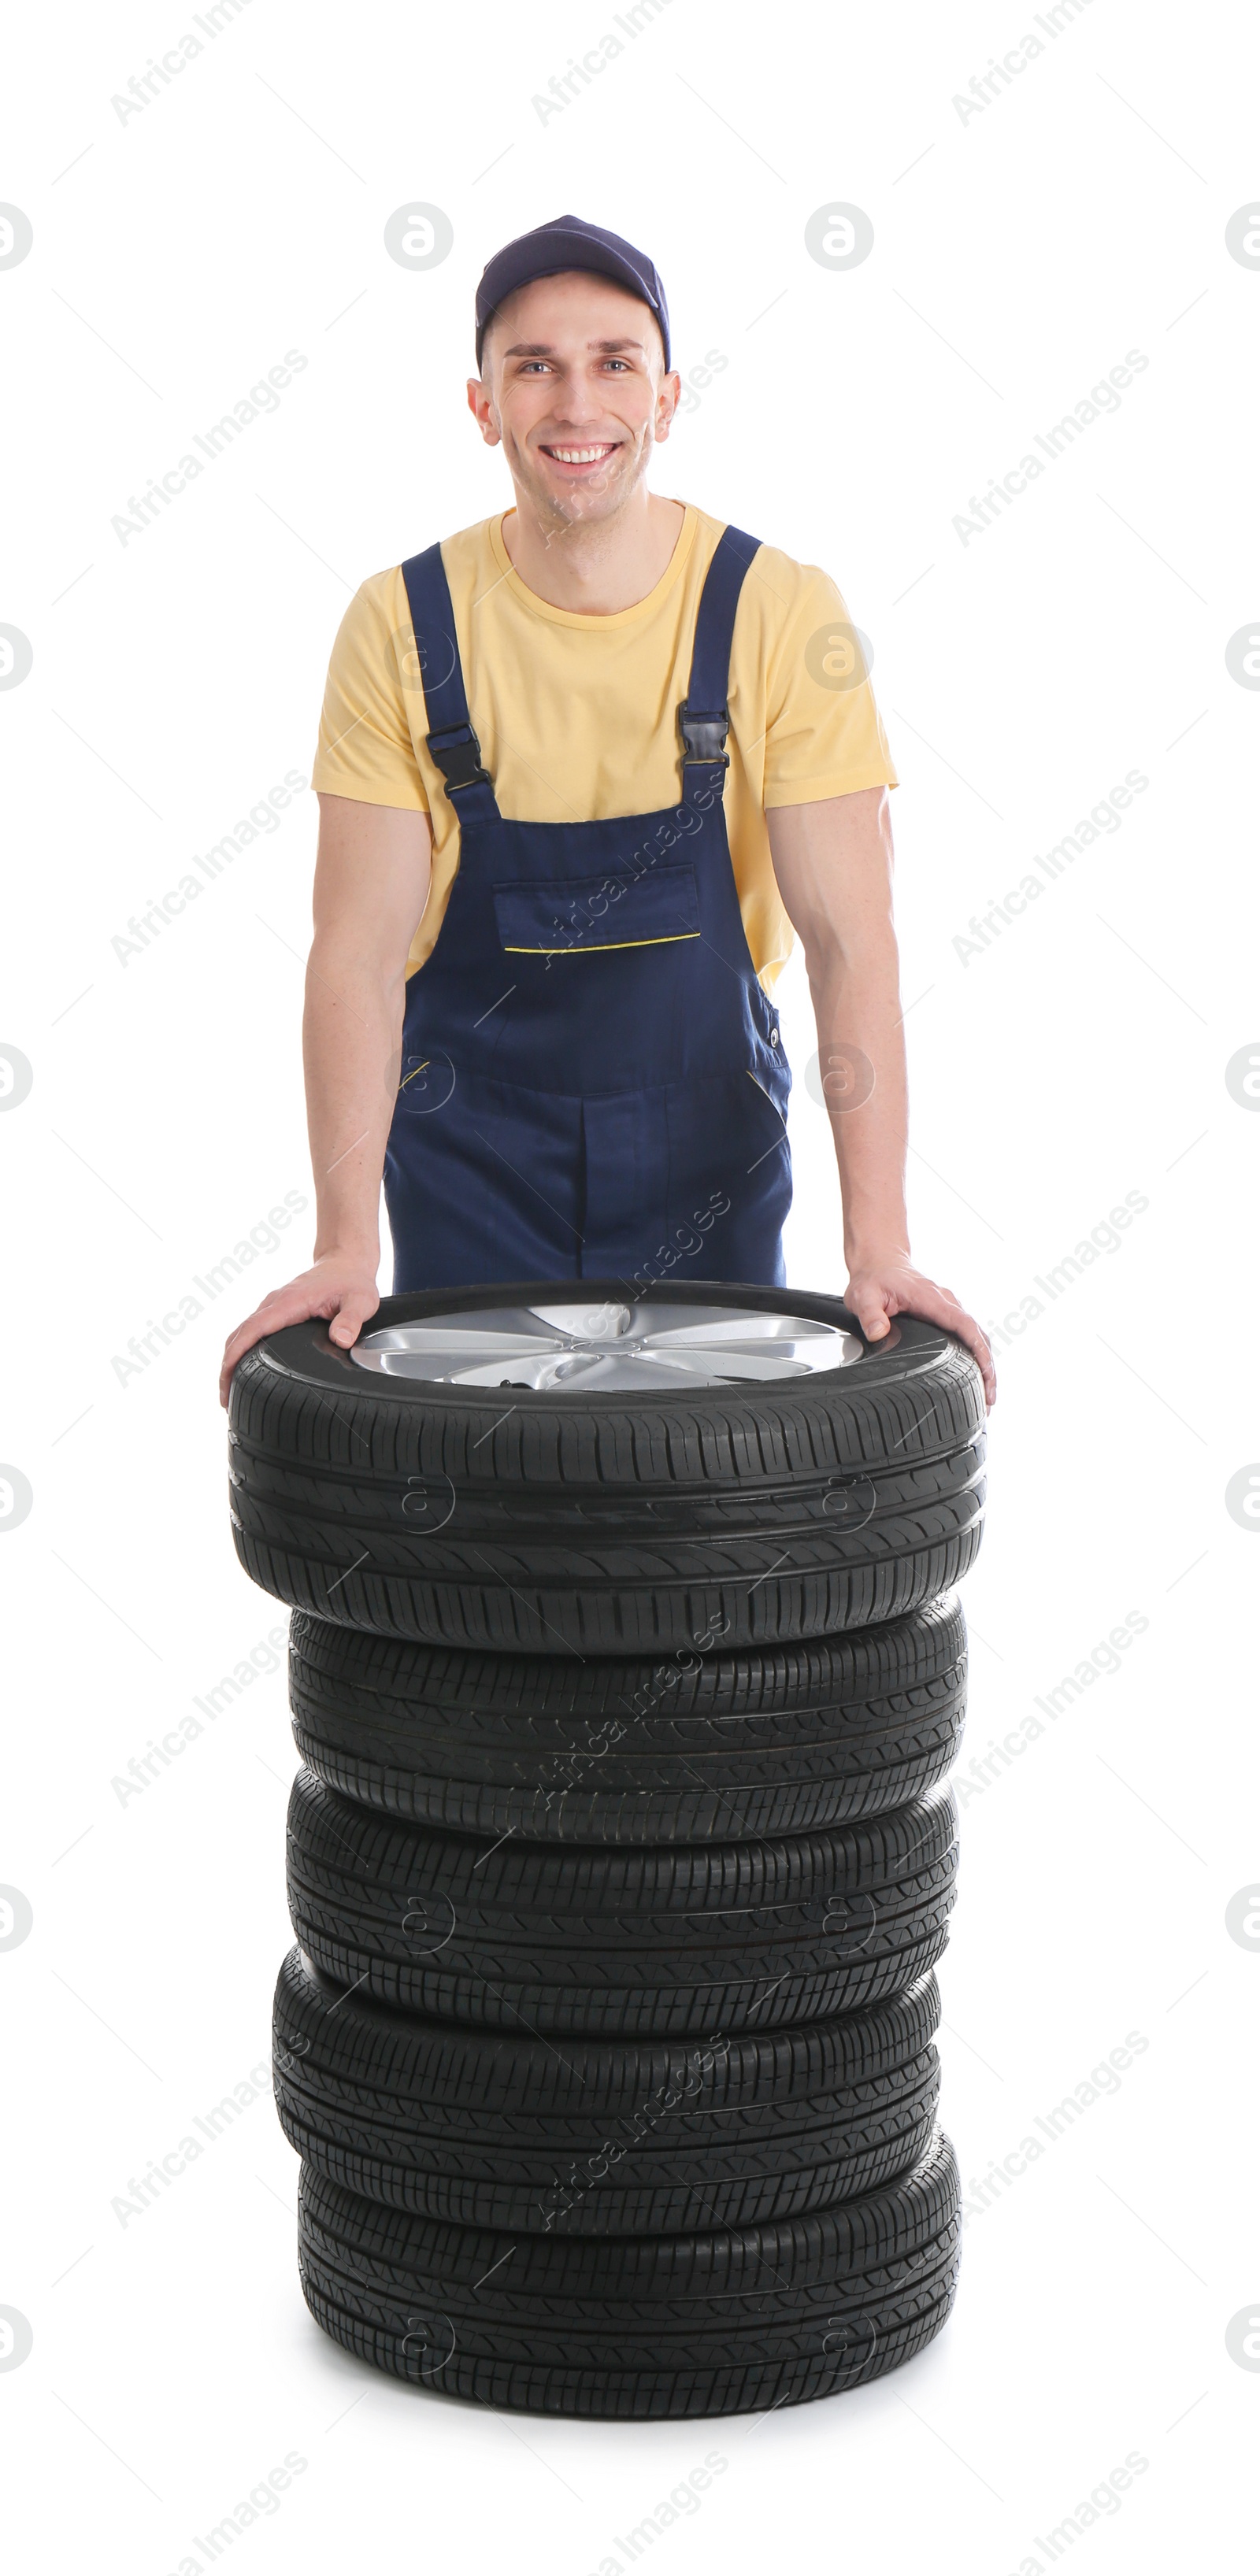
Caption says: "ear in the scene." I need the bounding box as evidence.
[466,377,502,447]
[654,370,683,442]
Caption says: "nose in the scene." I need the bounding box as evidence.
[545,370,612,430]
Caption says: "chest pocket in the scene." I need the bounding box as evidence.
[493,862,700,956]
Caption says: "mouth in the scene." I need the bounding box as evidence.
[536,441,621,478]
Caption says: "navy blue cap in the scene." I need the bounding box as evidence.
[475,214,671,370]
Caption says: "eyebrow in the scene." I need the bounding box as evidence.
[499,337,647,357]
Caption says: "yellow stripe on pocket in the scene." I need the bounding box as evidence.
[502,933,702,955]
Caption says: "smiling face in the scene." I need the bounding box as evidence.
[469,268,680,532]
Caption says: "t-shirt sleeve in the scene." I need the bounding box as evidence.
[310,574,430,811]
[758,558,899,805]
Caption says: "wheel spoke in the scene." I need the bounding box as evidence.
[643,1312,846,1346]
[355,1336,551,1382]
[638,1345,824,1382]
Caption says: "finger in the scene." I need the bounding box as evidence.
[224,1288,309,1364]
[917,1294,995,1405]
[220,1301,294,1383]
[846,1284,893,1342]
[218,1279,330,1405]
[219,1312,271,1408]
[878,1279,996,1408]
[952,1312,996,1407]
[328,1287,381,1349]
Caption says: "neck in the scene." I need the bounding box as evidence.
[498,487,686,614]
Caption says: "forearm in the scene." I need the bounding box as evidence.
[765,784,994,1401]
[219,796,430,1405]
[765,786,910,1260]
[804,925,910,1263]
[303,941,406,1262]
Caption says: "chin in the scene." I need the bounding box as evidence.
[536,464,639,524]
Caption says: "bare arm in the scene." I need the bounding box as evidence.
[218,792,432,1403]
[766,786,995,1405]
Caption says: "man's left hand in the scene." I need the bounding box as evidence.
[843,1256,996,1408]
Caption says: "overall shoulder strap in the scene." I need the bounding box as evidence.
[399,542,499,814]
[678,524,761,798]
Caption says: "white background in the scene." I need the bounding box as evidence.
[2,0,1257,2567]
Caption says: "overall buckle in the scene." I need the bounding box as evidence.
[427,721,491,796]
[677,702,730,768]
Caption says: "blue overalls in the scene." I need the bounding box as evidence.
[384,524,792,1292]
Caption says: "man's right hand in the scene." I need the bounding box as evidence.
[219,1252,382,1408]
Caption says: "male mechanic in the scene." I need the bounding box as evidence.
[220,215,994,1405]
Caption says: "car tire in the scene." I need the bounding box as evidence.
[229,1283,985,1654]
[273,1946,942,2235]
[285,1770,958,2036]
[295,2130,961,2416]
[287,1594,967,1842]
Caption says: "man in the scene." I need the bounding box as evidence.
[220,215,995,1405]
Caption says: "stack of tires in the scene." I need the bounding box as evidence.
[228,1282,985,2419]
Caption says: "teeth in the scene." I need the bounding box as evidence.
[546,446,613,463]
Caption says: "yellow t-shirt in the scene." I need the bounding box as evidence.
[311,502,899,990]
